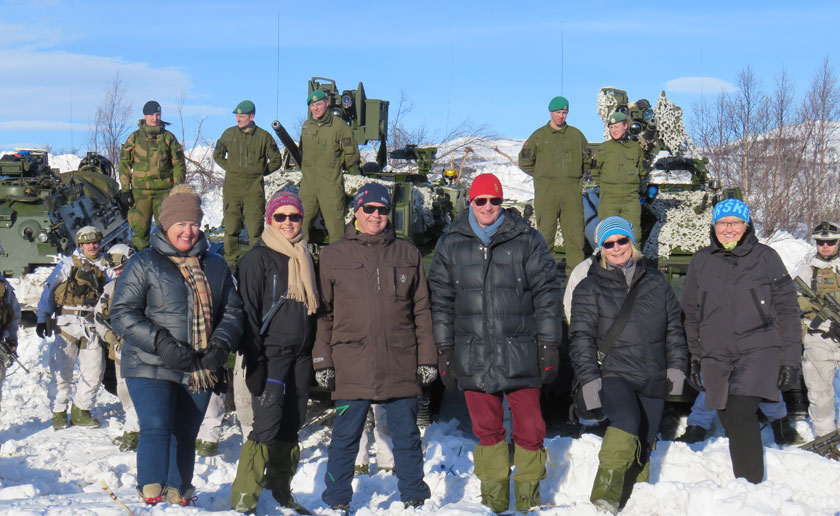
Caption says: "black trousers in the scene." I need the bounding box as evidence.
[718,394,763,484]
[249,345,312,444]
[601,376,665,455]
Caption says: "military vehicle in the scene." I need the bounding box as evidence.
[0,149,131,278]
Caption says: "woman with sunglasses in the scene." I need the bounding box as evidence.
[230,190,319,514]
[569,216,687,514]
[682,198,801,485]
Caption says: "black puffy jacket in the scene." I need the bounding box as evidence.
[111,228,243,385]
[569,258,687,398]
[429,210,563,393]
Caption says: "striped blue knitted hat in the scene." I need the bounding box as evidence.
[595,216,635,248]
[712,198,750,224]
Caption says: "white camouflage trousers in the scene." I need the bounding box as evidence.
[197,392,226,443]
[355,403,394,469]
[232,353,255,439]
[802,331,840,437]
[113,348,139,433]
[48,325,104,412]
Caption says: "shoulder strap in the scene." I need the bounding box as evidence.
[598,280,642,359]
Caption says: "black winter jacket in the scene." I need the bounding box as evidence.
[429,210,564,393]
[111,229,243,384]
[682,227,801,409]
[236,240,314,363]
[569,258,687,398]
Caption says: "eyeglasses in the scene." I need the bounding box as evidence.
[816,239,839,247]
[361,204,390,215]
[473,197,502,207]
[273,213,303,223]
[714,220,746,229]
[602,237,631,249]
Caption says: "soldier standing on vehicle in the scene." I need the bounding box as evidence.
[214,100,283,268]
[518,95,589,275]
[299,89,361,243]
[119,100,187,250]
[36,226,115,429]
[591,112,645,242]
[795,222,840,439]
[0,277,21,413]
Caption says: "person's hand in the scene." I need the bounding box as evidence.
[582,378,602,410]
[437,346,457,390]
[155,331,194,370]
[538,342,560,385]
[120,190,134,208]
[416,365,438,387]
[667,368,686,396]
[315,368,336,391]
[687,358,704,392]
[777,365,800,391]
[36,322,47,339]
[198,339,229,371]
[245,357,268,396]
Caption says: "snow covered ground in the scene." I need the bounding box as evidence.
[2,147,839,515]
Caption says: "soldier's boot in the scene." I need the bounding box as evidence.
[70,404,99,428]
[230,440,270,513]
[512,445,547,512]
[354,464,369,476]
[195,439,219,457]
[474,440,511,513]
[136,483,163,505]
[771,417,805,445]
[51,411,68,430]
[113,431,139,452]
[590,427,639,515]
[163,485,197,506]
[675,425,707,444]
[265,441,311,514]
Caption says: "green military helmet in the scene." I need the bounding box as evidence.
[105,243,134,270]
[548,96,569,112]
[233,100,256,115]
[75,225,103,245]
[308,89,327,105]
[608,111,628,125]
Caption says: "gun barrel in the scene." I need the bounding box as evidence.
[643,118,657,141]
[271,121,303,168]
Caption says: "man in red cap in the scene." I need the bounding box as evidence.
[429,173,564,513]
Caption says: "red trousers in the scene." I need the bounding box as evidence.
[464,388,546,451]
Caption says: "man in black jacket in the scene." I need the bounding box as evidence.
[429,173,564,513]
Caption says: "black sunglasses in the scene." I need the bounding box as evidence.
[473,197,502,207]
[602,236,631,249]
[273,213,303,223]
[816,239,838,247]
[361,205,390,215]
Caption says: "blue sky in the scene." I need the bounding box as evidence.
[1,1,837,155]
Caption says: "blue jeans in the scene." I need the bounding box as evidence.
[322,397,430,506]
[126,377,212,492]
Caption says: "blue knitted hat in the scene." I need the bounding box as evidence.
[353,182,391,211]
[712,198,750,224]
[595,216,635,248]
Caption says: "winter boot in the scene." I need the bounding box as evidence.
[590,427,639,515]
[113,431,139,452]
[70,404,100,428]
[51,411,68,430]
[163,485,196,506]
[354,464,369,476]
[771,417,805,445]
[265,441,311,514]
[675,425,707,444]
[230,440,270,513]
[512,445,547,512]
[473,440,511,513]
[195,439,219,457]
[634,440,656,484]
[136,483,163,505]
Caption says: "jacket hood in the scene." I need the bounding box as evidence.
[150,227,209,258]
[709,223,758,257]
[343,220,396,246]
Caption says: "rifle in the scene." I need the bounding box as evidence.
[800,429,840,460]
[794,277,840,342]
[0,337,29,374]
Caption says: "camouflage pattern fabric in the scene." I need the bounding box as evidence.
[119,120,186,191]
[128,189,168,250]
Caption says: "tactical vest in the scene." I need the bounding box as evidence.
[812,265,840,298]
[53,256,106,308]
[0,281,11,330]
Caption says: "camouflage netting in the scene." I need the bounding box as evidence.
[596,87,622,140]
[642,190,712,259]
[653,92,699,158]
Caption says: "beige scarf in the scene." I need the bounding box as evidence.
[260,225,319,315]
[168,256,216,391]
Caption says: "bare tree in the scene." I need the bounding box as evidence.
[90,73,132,167]
[176,92,223,194]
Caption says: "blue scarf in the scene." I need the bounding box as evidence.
[469,209,505,245]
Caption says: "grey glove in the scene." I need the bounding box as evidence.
[667,368,686,396]
[315,368,336,391]
[416,365,438,387]
[582,378,602,410]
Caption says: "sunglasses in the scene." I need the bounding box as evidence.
[473,197,502,207]
[816,239,839,247]
[273,213,303,223]
[602,237,631,249]
[361,205,390,215]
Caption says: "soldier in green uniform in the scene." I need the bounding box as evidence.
[518,96,589,275]
[119,100,187,250]
[299,89,361,242]
[591,112,645,242]
[214,100,282,267]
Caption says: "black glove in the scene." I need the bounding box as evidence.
[245,357,268,396]
[120,190,134,208]
[36,322,47,339]
[315,368,336,391]
[155,331,194,370]
[437,346,457,391]
[777,365,800,391]
[687,358,704,392]
[198,339,229,371]
[538,342,560,385]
